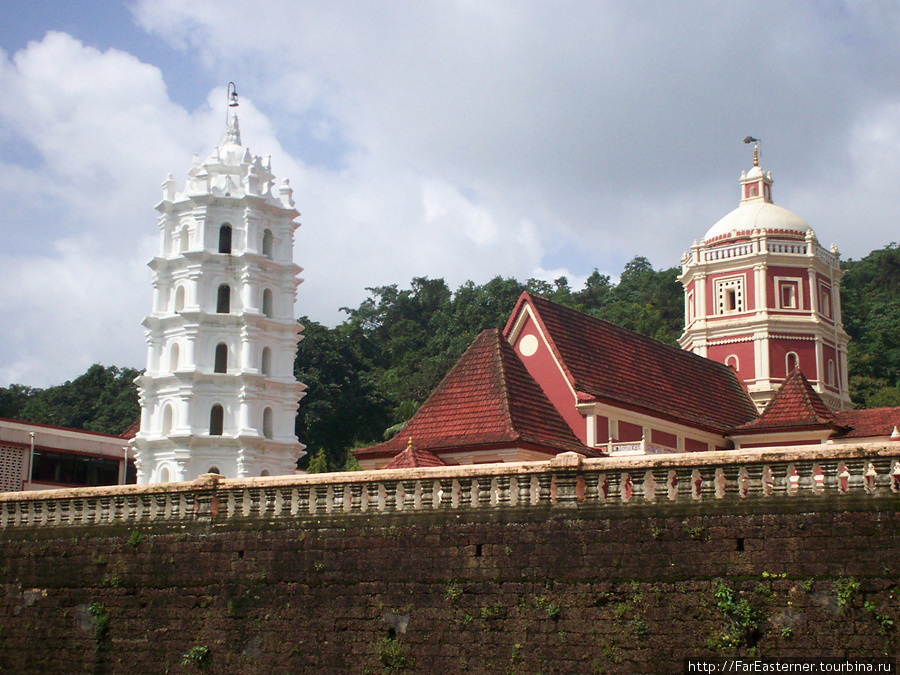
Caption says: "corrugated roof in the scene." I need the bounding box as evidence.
[505,293,758,433]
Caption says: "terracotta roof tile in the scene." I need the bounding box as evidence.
[834,406,900,439]
[736,368,840,434]
[356,328,589,460]
[381,439,447,469]
[505,293,758,433]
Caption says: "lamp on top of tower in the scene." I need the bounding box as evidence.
[228,82,239,108]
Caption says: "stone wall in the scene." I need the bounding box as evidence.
[1,445,899,674]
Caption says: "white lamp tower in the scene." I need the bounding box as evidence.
[132,84,306,483]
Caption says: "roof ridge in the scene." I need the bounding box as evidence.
[491,329,520,441]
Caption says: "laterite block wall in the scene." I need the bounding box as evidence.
[1,496,899,674]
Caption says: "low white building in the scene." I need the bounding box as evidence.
[0,418,134,492]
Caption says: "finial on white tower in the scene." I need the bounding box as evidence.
[226,82,239,119]
[221,83,242,146]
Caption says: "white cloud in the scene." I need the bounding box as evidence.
[5,2,900,388]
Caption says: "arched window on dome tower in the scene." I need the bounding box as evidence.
[786,352,799,375]
[725,354,739,374]
[218,224,232,254]
[262,229,274,259]
[217,285,231,313]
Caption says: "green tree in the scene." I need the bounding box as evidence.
[0,384,36,420]
[17,364,140,435]
[841,244,900,407]
[294,318,392,471]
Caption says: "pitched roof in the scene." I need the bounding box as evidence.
[834,406,900,439]
[355,328,589,460]
[381,439,447,469]
[505,293,758,433]
[735,368,843,434]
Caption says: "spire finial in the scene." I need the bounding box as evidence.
[743,136,761,167]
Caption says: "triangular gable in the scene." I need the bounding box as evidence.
[504,292,758,434]
[354,328,588,462]
[382,439,447,469]
[735,368,842,435]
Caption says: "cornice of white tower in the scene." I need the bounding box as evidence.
[157,113,299,220]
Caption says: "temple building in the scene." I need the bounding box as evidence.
[356,151,898,470]
[131,104,306,483]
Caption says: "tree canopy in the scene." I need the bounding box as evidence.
[2,246,900,468]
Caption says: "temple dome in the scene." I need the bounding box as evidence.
[703,201,810,241]
[702,160,813,242]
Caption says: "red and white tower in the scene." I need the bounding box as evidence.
[679,145,851,412]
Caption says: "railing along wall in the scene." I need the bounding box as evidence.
[1,444,899,530]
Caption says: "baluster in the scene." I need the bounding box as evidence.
[496,475,511,508]
[439,478,454,510]
[458,479,473,509]
[232,489,244,517]
[555,470,579,507]
[296,485,310,514]
[263,487,277,516]
[516,475,532,507]
[381,482,396,511]
[476,476,492,508]
[419,480,434,510]
[536,473,553,505]
[348,483,363,513]
[400,480,417,510]
[313,485,329,515]
[364,481,379,512]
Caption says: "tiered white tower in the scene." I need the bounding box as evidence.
[132,110,306,483]
[679,145,851,412]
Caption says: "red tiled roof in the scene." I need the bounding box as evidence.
[834,406,900,439]
[736,368,842,434]
[355,328,589,460]
[382,439,447,469]
[504,293,758,433]
[120,419,141,440]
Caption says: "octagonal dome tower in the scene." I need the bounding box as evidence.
[679,145,851,412]
[132,109,306,483]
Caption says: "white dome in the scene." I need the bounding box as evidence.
[703,201,810,241]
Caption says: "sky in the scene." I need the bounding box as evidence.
[2,1,900,388]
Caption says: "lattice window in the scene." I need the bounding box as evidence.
[715,276,745,314]
[0,444,25,492]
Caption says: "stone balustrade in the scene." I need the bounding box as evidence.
[1,443,899,530]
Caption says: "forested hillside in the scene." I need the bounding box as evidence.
[2,246,899,470]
